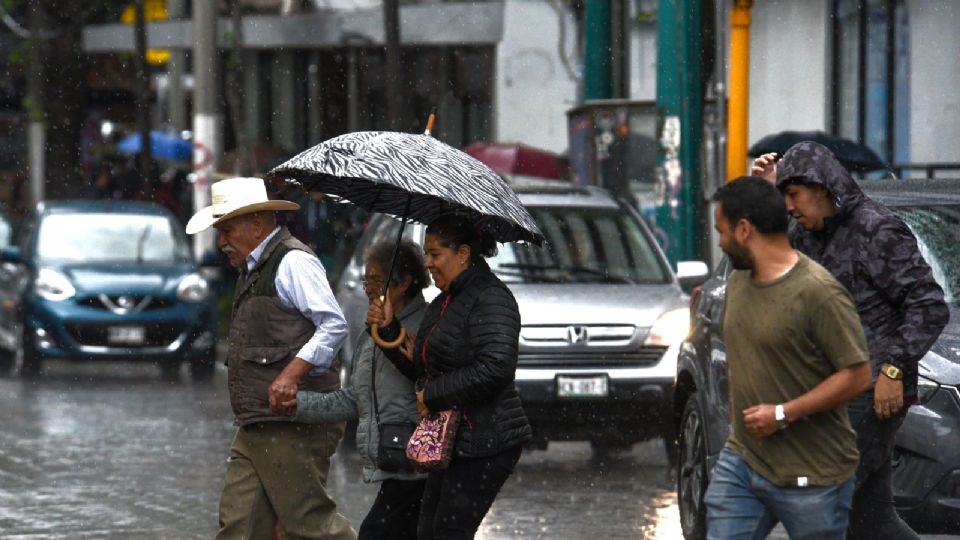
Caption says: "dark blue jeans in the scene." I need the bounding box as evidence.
[846,393,920,540]
[704,447,855,540]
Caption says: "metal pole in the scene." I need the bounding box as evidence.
[725,0,752,181]
[27,2,45,206]
[167,0,187,131]
[134,0,155,195]
[192,0,221,257]
[583,0,612,100]
[384,0,402,130]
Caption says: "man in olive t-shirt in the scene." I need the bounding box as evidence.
[704,177,872,540]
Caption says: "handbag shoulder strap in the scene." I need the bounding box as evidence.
[370,346,383,427]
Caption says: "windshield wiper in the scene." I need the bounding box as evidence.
[498,262,636,284]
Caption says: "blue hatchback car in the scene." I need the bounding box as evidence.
[0,200,218,379]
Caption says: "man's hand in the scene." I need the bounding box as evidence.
[416,389,429,418]
[742,404,778,438]
[269,358,313,415]
[874,375,905,420]
[751,153,779,184]
[366,295,394,328]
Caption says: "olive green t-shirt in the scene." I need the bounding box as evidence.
[722,253,868,487]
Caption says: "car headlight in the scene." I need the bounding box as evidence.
[644,307,691,347]
[177,273,211,303]
[35,268,76,301]
[916,374,941,404]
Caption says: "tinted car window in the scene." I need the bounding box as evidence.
[491,206,667,284]
[37,213,191,264]
[895,206,960,308]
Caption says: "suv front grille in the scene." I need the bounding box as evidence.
[518,347,667,368]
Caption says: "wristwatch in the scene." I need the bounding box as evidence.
[880,363,904,380]
[775,404,789,431]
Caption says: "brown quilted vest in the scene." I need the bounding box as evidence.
[226,227,340,426]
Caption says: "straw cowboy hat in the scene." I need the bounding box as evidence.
[185,176,299,235]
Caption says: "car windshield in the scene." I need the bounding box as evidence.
[37,213,192,264]
[894,205,960,310]
[489,206,668,284]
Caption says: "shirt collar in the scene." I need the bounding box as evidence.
[245,226,282,273]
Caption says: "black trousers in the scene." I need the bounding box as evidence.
[418,445,523,540]
[846,393,920,540]
[358,478,427,540]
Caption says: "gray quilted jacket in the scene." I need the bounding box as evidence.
[777,141,950,402]
[292,294,427,482]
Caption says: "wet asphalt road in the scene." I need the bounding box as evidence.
[0,362,956,539]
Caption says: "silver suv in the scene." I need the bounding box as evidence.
[334,185,706,452]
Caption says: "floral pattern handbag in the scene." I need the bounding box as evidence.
[405,408,461,472]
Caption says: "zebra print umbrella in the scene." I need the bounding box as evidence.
[269,131,544,246]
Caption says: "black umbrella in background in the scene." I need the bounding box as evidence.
[749,130,887,173]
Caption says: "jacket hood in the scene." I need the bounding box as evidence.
[775,141,867,224]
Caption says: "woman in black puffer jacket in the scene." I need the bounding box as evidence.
[372,213,532,540]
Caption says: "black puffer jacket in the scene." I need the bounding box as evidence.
[381,261,532,458]
[776,142,950,402]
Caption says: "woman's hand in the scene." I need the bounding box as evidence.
[398,332,416,362]
[366,295,395,327]
[279,397,297,416]
[416,389,429,418]
[751,152,779,184]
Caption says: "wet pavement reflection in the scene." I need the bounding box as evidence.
[0,363,956,539]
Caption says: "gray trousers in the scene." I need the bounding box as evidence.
[216,421,356,540]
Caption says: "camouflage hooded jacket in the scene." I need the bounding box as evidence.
[776,141,949,402]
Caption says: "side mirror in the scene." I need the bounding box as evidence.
[676,260,709,291]
[0,246,23,264]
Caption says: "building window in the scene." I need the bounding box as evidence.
[831,0,910,164]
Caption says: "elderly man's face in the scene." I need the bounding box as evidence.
[214,214,264,269]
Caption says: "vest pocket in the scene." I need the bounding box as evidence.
[240,346,296,366]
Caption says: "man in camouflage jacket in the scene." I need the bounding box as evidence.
[754,141,949,539]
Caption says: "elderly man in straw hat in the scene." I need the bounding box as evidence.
[187,177,356,540]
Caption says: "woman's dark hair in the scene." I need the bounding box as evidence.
[366,240,429,299]
[425,214,498,262]
[711,176,789,235]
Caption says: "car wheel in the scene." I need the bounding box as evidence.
[21,327,42,378]
[0,347,15,376]
[189,358,216,382]
[159,361,182,382]
[678,394,708,540]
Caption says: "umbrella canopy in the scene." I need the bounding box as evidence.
[748,130,886,173]
[463,142,561,180]
[269,131,545,246]
[117,131,192,161]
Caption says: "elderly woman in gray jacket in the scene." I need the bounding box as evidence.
[281,240,429,540]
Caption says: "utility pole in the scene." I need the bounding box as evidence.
[167,0,187,131]
[134,0,155,194]
[583,0,612,100]
[27,2,45,207]
[383,0,402,130]
[192,0,221,257]
[654,0,706,264]
[726,0,753,181]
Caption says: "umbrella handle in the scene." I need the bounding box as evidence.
[371,324,406,349]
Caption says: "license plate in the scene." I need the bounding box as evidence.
[107,326,145,345]
[557,375,608,398]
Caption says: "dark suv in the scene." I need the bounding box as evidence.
[673,179,960,537]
